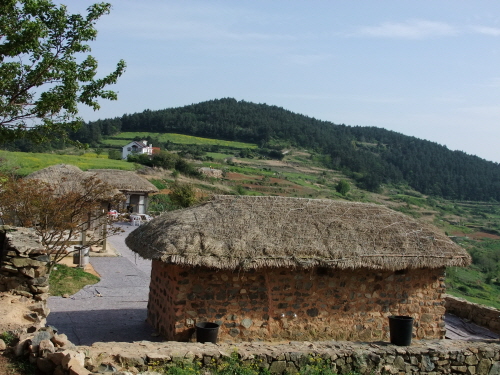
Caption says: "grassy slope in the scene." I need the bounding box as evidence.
[104,132,258,148]
[0,150,135,176]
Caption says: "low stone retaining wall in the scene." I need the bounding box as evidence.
[445,294,500,335]
[27,337,500,375]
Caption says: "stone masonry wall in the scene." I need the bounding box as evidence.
[0,226,51,325]
[445,294,500,335]
[7,327,500,374]
[148,261,446,343]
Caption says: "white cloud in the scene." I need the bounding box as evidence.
[355,20,458,39]
[471,26,500,36]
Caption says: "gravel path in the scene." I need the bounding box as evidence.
[47,223,161,345]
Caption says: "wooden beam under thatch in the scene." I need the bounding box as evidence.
[125,195,471,271]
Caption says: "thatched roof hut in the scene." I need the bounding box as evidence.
[26,165,158,214]
[126,195,471,342]
[126,195,470,271]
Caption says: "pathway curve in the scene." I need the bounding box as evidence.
[47,223,160,345]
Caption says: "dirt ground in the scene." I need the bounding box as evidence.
[0,292,35,333]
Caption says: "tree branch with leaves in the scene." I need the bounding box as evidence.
[0,0,126,144]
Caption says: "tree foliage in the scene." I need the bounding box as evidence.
[335,179,350,196]
[169,182,198,208]
[0,0,125,143]
[0,174,124,272]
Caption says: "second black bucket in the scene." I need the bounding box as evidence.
[389,315,414,346]
[195,322,220,344]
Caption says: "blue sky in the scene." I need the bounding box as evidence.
[68,1,500,162]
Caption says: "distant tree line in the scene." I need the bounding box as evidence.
[4,97,500,201]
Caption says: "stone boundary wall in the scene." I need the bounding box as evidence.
[445,294,500,335]
[10,329,500,375]
[84,340,499,375]
[0,226,51,325]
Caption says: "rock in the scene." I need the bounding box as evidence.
[48,352,69,366]
[27,276,49,286]
[14,290,32,298]
[11,257,46,268]
[146,353,171,362]
[68,363,92,375]
[1,264,19,274]
[24,312,40,322]
[31,330,52,348]
[269,360,287,374]
[19,267,36,278]
[38,339,55,357]
[37,357,56,374]
[118,353,146,368]
[34,266,47,277]
[35,292,50,301]
[29,302,50,318]
[52,333,70,347]
[61,351,85,370]
[62,294,70,299]
[241,318,253,329]
[0,339,6,351]
[30,285,50,293]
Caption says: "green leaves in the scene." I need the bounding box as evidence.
[0,0,126,144]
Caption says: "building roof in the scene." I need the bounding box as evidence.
[26,164,158,194]
[125,195,471,271]
[123,140,149,149]
[87,169,159,193]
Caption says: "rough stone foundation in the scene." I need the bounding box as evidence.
[148,262,447,342]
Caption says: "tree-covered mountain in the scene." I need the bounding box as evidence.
[67,98,500,201]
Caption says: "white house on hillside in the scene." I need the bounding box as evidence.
[122,140,153,159]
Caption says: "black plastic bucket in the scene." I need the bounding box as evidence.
[389,315,414,346]
[195,322,220,343]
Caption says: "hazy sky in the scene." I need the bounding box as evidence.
[67,1,500,162]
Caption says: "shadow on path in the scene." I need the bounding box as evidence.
[48,309,161,345]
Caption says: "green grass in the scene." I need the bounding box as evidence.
[206,152,237,159]
[446,266,500,309]
[49,264,100,296]
[104,132,258,149]
[0,150,135,176]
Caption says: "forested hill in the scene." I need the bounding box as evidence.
[75,98,500,201]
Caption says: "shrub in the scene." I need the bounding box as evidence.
[169,183,198,208]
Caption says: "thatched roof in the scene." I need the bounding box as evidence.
[25,164,95,195]
[86,169,158,193]
[125,195,471,271]
[26,165,158,194]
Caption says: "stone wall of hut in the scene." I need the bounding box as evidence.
[147,261,446,342]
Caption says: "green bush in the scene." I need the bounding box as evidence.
[169,183,198,208]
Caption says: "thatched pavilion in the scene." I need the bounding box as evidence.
[125,195,471,343]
